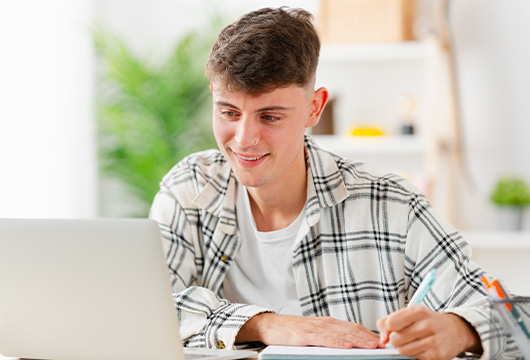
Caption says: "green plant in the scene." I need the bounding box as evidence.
[93,26,218,216]
[490,177,530,207]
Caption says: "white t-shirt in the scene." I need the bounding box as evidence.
[222,185,305,316]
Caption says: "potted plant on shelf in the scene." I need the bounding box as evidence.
[93,25,219,217]
[490,177,530,230]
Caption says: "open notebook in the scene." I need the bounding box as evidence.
[259,345,414,360]
[0,218,255,360]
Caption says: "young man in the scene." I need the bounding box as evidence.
[150,7,511,360]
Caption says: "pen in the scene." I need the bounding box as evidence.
[380,269,436,348]
[492,279,530,339]
[408,269,436,307]
[480,274,491,290]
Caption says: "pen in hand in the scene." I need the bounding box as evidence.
[408,269,437,307]
[377,268,437,348]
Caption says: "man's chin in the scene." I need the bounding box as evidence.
[233,173,269,189]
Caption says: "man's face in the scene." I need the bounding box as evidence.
[211,83,321,190]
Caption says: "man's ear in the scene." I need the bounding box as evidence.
[306,87,329,128]
[210,81,214,92]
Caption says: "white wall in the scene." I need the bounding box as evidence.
[0,1,96,218]
[93,0,318,57]
[451,0,530,230]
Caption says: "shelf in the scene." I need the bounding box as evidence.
[319,41,430,63]
[312,135,426,155]
[313,41,433,174]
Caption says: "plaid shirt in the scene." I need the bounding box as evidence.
[150,136,513,359]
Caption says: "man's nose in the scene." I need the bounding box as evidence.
[234,116,259,147]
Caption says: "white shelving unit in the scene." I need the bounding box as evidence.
[314,39,475,228]
[313,134,426,155]
[313,40,433,179]
[312,134,426,174]
[319,41,431,62]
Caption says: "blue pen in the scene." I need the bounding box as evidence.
[408,269,436,307]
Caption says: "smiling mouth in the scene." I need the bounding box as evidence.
[235,153,267,161]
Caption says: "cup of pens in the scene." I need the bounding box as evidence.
[482,275,530,360]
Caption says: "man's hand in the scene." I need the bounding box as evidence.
[376,306,482,360]
[236,313,382,349]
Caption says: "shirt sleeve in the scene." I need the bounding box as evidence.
[173,286,272,348]
[149,182,272,349]
[404,192,518,360]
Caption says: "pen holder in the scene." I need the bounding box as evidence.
[489,296,530,360]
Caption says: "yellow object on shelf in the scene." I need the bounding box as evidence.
[349,127,385,137]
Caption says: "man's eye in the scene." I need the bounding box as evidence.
[263,115,279,121]
[222,111,237,117]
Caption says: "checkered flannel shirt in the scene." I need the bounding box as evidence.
[149,136,515,359]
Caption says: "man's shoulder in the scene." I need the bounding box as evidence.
[342,158,423,197]
[309,141,422,199]
[161,148,229,188]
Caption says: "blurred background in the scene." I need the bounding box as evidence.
[1,0,529,228]
[1,0,529,293]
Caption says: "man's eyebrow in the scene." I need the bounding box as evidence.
[256,106,293,112]
[215,101,293,112]
[215,101,240,110]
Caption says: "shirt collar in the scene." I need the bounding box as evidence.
[192,160,238,234]
[304,136,349,226]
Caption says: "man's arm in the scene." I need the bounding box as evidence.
[173,286,272,348]
[150,183,271,349]
[236,313,382,349]
[399,192,502,359]
[376,306,482,360]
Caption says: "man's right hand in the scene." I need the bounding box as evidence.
[235,313,382,349]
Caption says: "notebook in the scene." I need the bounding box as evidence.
[259,345,414,360]
[0,218,256,360]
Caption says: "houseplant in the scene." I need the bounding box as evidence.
[490,177,530,230]
[93,26,218,216]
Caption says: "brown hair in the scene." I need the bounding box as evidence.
[205,7,320,95]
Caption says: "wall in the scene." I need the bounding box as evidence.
[94,0,318,58]
[0,1,96,218]
[451,0,530,230]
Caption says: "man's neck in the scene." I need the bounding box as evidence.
[246,164,308,232]
[247,185,306,232]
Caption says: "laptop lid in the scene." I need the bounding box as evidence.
[0,218,185,360]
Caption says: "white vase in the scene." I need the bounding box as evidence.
[497,206,524,231]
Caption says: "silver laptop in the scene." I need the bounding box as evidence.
[0,218,256,360]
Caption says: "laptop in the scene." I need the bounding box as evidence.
[0,218,256,360]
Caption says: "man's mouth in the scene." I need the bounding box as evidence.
[235,153,267,161]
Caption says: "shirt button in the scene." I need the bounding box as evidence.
[220,254,229,262]
[217,340,226,349]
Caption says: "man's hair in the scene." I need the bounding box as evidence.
[205,7,320,95]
